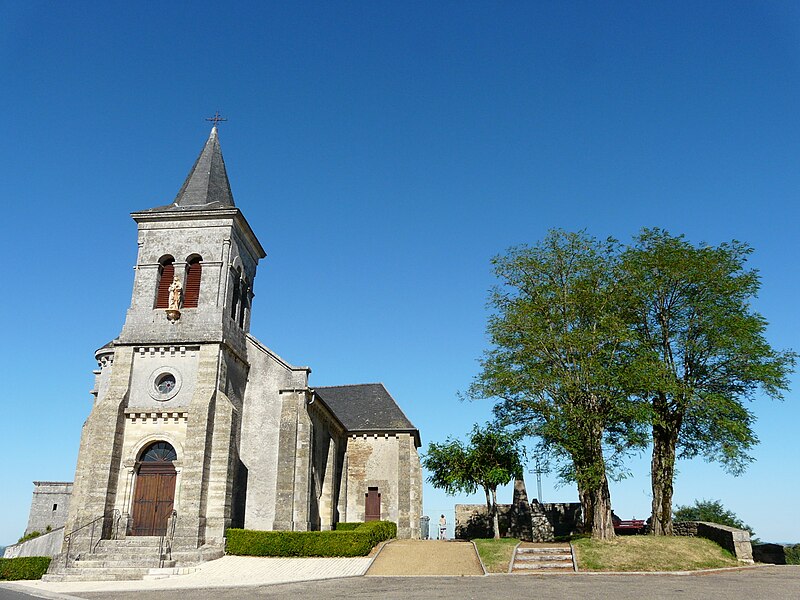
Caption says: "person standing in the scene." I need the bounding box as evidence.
[439,514,447,540]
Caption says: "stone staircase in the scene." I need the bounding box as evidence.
[510,544,575,573]
[43,537,174,582]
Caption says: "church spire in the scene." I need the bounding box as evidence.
[171,126,235,209]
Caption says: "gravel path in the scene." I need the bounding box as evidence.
[366,540,484,577]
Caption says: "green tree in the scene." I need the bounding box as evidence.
[673,499,754,537]
[469,230,647,540]
[622,230,796,535]
[423,423,524,539]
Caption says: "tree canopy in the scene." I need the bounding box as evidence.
[469,230,648,539]
[622,229,796,534]
[468,228,794,539]
[423,423,524,539]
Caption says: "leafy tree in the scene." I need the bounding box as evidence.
[423,423,524,539]
[622,230,796,535]
[785,545,800,565]
[469,230,648,539]
[673,499,754,537]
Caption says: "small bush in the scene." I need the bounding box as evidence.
[17,531,41,544]
[785,544,800,565]
[0,557,51,581]
[227,521,397,557]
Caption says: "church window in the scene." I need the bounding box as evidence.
[230,267,241,320]
[140,441,177,462]
[148,367,182,401]
[155,256,175,308]
[183,255,202,308]
[237,278,249,328]
[155,373,176,394]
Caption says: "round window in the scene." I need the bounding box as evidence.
[148,368,182,401]
[155,373,176,394]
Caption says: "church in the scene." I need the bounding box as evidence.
[45,126,422,565]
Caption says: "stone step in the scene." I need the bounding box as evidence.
[511,545,575,574]
[515,553,572,561]
[513,561,574,571]
[70,558,174,569]
[517,547,571,554]
[96,537,163,548]
[42,567,154,582]
[79,550,167,559]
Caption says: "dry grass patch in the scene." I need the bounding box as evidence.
[473,538,520,573]
[573,536,739,571]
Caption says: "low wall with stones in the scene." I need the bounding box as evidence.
[752,543,787,565]
[455,501,581,542]
[673,521,753,562]
[2,527,64,558]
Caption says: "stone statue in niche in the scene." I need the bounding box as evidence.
[166,276,182,322]
[168,276,182,310]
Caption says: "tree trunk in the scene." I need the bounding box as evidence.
[484,487,492,513]
[490,487,501,539]
[578,471,615,540]
[650,418,680,535]
[574,427,615,540]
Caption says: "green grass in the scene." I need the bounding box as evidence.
[473,538,520,573]
[573,536,740,571]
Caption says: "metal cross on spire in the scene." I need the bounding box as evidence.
[206,111,227,128]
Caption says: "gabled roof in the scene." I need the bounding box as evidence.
[314,383,420,446]
[144,127,235,211]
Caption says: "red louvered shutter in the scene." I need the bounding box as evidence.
[155,262,174,308]
[183,259,202,308]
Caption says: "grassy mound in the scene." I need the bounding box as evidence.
[573,536,739,571]
[473,538,519,573]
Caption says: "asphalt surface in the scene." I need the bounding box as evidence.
[47,565,799,600]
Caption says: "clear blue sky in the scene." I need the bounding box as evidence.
[1,1,798,546]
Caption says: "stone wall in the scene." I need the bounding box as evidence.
[455,501,581,542]
[3,527,64,558]
[752,543,787,565]
[674,521,753,562]
[24,482,72,536]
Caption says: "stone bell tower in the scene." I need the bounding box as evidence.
[64,126,266,555]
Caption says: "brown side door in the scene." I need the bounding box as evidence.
[365,487,381,522]
[131,463,176,535]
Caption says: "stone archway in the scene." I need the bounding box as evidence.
[130,441,177,536]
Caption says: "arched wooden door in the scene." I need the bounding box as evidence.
[130,442,177,536]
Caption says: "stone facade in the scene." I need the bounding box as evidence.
[24,482,72,536]
[42,127,422,566]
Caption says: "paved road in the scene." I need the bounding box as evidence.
[68,566,800,600]
[0,587,45,600]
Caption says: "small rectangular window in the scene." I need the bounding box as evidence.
[52,504,58,511]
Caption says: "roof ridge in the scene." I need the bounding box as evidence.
[314,382,384,389]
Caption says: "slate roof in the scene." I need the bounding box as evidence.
[144,127,235,211]
[314,383,420,446]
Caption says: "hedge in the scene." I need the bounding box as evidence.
[334,522,362,531]
[227,521,396,557]
[0,557,51,581]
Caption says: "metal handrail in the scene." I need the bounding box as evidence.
[63,509,122,568]
[159,510,178,568]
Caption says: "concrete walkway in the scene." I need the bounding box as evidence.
[366,540,484,576]
[4,555,372,596]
